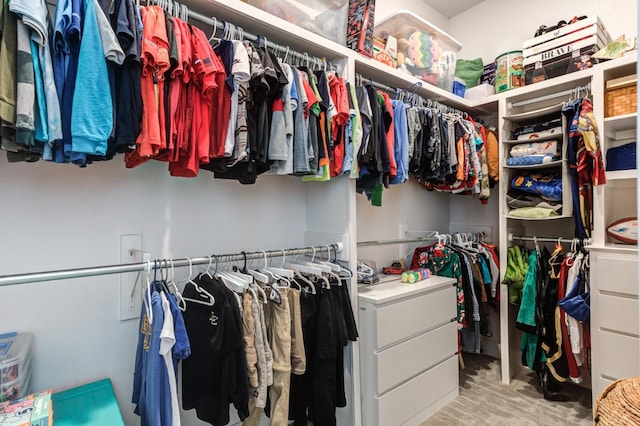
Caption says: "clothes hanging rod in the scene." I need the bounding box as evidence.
[0,243,343,287]
[509,235,591,244]
[140,0,329,68]
[357,233,439,247]
[510,83,591,108]
[358,231,489,247]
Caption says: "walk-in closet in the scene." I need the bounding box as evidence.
[0,0,637,425]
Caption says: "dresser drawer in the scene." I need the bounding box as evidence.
[376,321,457,395]
[599,330,640,380]
[592,254,638,296]
[375,284,456,349]
[599,294,640,336]
[377,356,458,426]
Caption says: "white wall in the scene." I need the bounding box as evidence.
[448,0,638,64]
[0,157,321,425]
[356,183,451,269]
[375,0,450,32]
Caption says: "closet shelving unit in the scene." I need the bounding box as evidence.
[588,56,639,406]
[501,102,572,220]
[498,52,638,392]
[498,76,581,384]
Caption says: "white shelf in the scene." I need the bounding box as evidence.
[352,55,498,115]
[504,160,563,169]
[503,134,563,144]
[606,169,638,180]
[185,1,636,119]
[187,0,354,60]
[588,244,639,254]
[505,214,572,221]
[604,113,637,139]
[503,103,563,122]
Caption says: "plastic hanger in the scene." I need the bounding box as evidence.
[305,247,331,273]
[200,255,214,278]
[288,264,317,294]
[143,259,154,324]
[165,258,186,311]
[217,271,248,293]
[250,282,268,304]
[261,249,294,279]
[181,257,216,307]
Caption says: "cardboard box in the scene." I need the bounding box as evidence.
[523,35,606,85]
[523,16,611,53]
[346,0,376,57]
[523,16,611,85]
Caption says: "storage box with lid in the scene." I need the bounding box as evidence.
[522,16,612,85]
[0,333,33,402]
[605,74,637,117]
[374,10,462,92]
[242,0,348,45]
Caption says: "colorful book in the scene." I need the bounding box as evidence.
[0,390,52,426]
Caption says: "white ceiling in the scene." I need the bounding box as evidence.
[422,0,485,18]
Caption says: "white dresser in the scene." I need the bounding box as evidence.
[358,275,459,426]
[590,246,640,406]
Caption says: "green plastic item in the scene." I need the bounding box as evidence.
[52,378,124,426]
[455,58,484,88]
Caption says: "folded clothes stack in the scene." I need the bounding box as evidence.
[513,119,563,140]
[508,173,563,218]
[506,140,560,166]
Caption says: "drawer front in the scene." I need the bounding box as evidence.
[593,254,638,296]
[376,321,457,395]
[376,285,456,349]
[599,294,640,336]
[599,330,640,380]
[377,356,458,426]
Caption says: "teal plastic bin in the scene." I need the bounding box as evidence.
[52,378,124,425]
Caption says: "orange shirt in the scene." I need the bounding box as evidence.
[125,6,170,168]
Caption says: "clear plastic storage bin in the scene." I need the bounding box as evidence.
[0,371,31,402]
[0,333,32,401]
[374,10,462,92]
[243,0,348,45]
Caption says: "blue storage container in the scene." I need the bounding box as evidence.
[606,142,636,171]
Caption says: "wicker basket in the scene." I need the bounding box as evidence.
[594,376,640,425]
[605,82,637,117]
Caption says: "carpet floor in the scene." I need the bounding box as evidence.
[422,354,593,425]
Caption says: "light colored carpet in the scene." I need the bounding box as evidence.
[422,354,593,425]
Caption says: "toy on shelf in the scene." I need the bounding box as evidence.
[401,268,431,283]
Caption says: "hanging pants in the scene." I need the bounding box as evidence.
[266,288,292,424]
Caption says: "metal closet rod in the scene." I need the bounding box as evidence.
[358,231,488,247]
[358,231,491,247]
[510,82,591,108]
[357,233,440,247]
[0,243,343,287]
[142,0,330,68]
[510,235,591,244]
